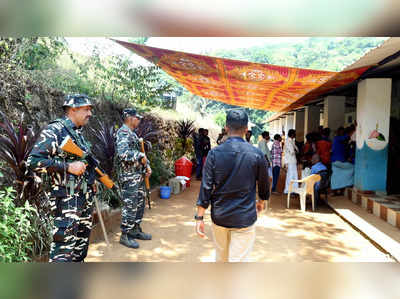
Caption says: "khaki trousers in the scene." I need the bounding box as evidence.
[211,222,256,262]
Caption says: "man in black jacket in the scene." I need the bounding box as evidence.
[195,109,270,262]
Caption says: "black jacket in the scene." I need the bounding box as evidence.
[196,136,270,228]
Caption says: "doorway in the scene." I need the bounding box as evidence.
[387,77,400,195]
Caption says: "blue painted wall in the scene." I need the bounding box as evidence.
[354,142,388,191]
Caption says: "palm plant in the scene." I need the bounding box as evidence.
[176,119,195,155]
[88,120,119,208]
[89,120,117,176]
[0,111,40,206]
[0,111,52,258]
[135,118,161,152]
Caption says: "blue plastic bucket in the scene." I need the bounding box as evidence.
[160,186,171,199]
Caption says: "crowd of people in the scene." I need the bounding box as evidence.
[211,125,357,197]
[196,122,357,202]
[257,123,357,202]
[192,114,358,262]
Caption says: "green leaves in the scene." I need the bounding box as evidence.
[76,49,175,106]
[0,185,52,262]
[209,37,386,71]
[0,187,33,262]
[0,37,68,70]
[176,120,195,158]
[377,133,386,142]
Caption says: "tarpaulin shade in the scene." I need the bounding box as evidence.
[114,39,371,112]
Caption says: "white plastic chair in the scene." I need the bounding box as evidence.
[287,174,321,212]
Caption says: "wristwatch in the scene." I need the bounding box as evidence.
[194,214,204,221]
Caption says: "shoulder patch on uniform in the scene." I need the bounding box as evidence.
[47,122,64,131]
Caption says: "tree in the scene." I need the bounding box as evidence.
[0,37,68,70]
[70,48,175,106]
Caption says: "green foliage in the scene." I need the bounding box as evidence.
[209,37,386,71]
[1,37,177,111]
[71,48,175,106]
[0,37,68,70]
[214,111,226,128]
[176,119,195,156]
[97,186,120,209]
[148,147,174,186]
[28,206,53,260]
[0,112,52,260]
[0,187,35,262]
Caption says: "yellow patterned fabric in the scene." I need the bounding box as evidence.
[114,40,370,112]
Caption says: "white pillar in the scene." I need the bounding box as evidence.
[285,114,294,132]
[278,117,284,135]
[294,110,305,142]
[355,78,392,192]
[304,105,320,139]
[274,120,279,135]
[268,120,274,135]
[323,96,346,133]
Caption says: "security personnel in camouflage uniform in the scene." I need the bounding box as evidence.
[27,94,96,262]
[116,108,152,249]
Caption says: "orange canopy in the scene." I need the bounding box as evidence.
[114,40,370,112]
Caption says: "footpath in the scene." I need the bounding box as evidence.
[86,180,394,262]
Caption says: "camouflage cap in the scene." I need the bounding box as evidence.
[63,94,92,108]
[122,108,143,120]
[226,109,248,129]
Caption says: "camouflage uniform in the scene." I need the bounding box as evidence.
[27,94,95,262]
[116,122,148,235]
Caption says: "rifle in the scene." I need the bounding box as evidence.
[139,138,151,210]
[60,136,117,191]
[60,136,117,247]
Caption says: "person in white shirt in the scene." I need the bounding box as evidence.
[283,129,299,194]
[258,131,272,178]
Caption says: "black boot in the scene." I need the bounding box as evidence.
[120,233,139,249]
[128,224,152,240]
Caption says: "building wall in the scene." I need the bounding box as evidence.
[355,79,392,192]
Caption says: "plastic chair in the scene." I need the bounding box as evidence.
[287,174,321,212]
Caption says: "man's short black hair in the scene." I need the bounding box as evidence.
[337,126,345,135]
[322,127,330,137]
[288,129,296,138]
[261,131,270,139]
[274,134,281,141]
[199,128,204,134]
[226,109,248,130]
